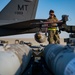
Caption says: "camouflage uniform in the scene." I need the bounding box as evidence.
[47,17,60,44]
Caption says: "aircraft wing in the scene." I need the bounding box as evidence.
[0,19,46,36]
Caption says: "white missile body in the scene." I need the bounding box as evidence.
[0,44,32,75]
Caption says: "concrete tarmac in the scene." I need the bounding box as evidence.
[0,38,66,45]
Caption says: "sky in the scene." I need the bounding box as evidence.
[0,0,75,38]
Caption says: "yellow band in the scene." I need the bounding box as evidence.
[48,28,57,30]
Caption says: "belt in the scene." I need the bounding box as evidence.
[48,28,57,30]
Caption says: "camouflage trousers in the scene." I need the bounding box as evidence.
[48,30,60,44]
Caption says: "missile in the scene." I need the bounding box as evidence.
[34,32,46,43]
[0,44,32,75]
[44,44,75,75]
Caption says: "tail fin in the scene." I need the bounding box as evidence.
[0,0,38,22]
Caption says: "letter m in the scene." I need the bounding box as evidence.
[18,5,24,10]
